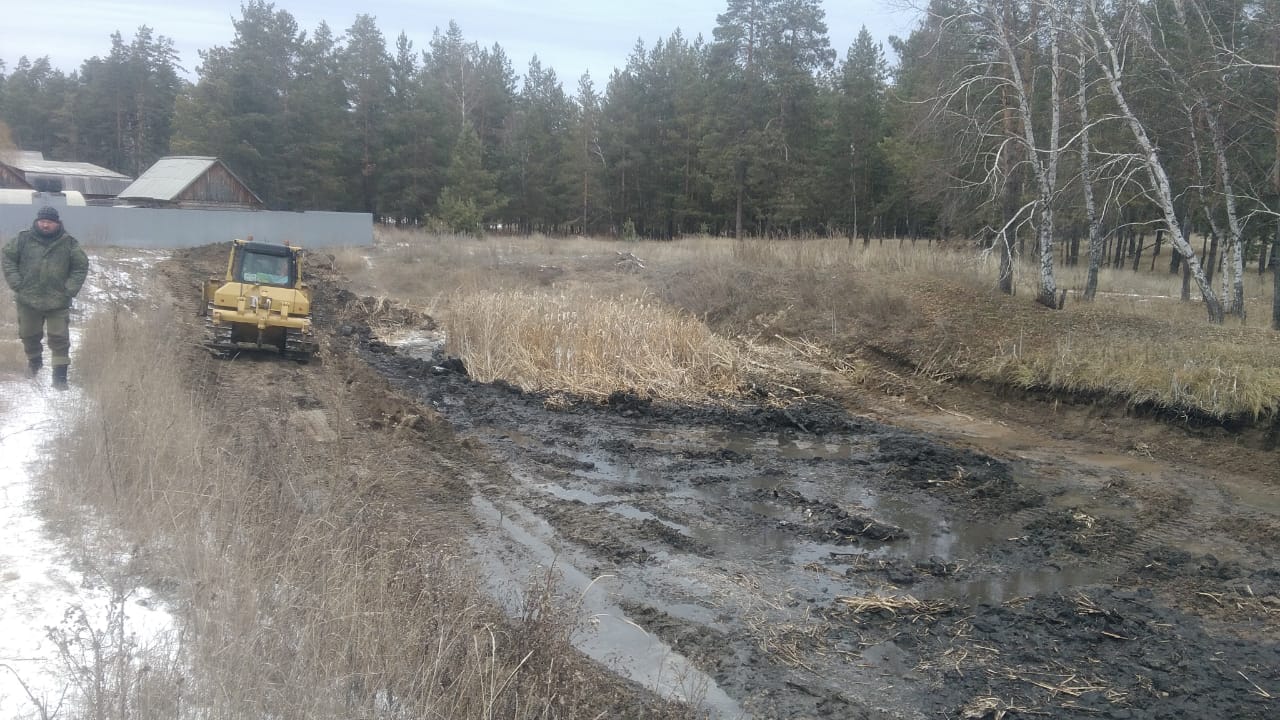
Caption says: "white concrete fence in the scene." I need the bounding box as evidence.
[1,200,372,249]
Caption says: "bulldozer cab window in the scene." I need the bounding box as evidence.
[241,252,292,286]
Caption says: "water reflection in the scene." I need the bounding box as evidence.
[523,423,1107,606]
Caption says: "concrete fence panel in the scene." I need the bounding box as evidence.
[1,204,373,249]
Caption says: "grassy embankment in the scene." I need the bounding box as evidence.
[9,285,695,718]
[343,229,1280,422]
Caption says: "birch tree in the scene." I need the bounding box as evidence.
[1077,50,1104,300]
[1075,0,1225,321]
[1141,0,1248,316]
[930,0,1066,306]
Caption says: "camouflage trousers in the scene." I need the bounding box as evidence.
[16,303,71,367]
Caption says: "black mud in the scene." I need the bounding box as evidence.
[340,313,1280,720]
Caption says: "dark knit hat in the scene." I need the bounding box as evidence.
[36,206,60,222]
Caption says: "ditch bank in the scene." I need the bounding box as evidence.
[164,245,1279,719]
[345,312,1279,719]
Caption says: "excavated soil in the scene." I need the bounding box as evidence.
[162,245,1278,719]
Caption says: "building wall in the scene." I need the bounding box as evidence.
[0,164,32,189]
[181,163,262,208]
[0,204,372,249]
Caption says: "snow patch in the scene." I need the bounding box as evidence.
[0,251,175,717]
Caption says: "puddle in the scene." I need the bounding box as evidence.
[497,430,670,488]
[375,328,445,360]
[534,481,623,505]
[606,503,689,532]
[469,496,746,719]
[1224,482,1280,516]
[708,430,873,461]
[533,482,690,533]
[567,426,1101,604]
[935,564,1111,605]
[576,449,669,487]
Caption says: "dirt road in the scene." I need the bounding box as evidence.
[169,247,1279,719]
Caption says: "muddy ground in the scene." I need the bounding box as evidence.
[165,246,1278,719]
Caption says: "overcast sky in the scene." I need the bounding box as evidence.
[1,1,920,85]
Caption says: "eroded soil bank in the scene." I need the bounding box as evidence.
[353,325,1278,719]
[170,246,1279,719]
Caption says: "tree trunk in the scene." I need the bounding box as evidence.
[1036,211,1058,309]
[734,183,744,239]
[1033,9,1063,310]
[1086,0,1222,322]
[1274,42,1280,317]
[998,77,1017,297]
[1207,109,1247,316]
[1273,222,1280,331]
[999,232,1014,295]
[1132,232,1145,272]
[1205,228,1219,286]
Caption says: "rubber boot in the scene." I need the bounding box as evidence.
[26,357,42,378]
[52,364,68,390]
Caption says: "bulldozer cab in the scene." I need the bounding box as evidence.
[202,238,317,359]
[234,241,297,287]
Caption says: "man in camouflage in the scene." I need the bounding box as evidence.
[2,206,90,389]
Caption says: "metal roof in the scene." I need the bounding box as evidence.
[116,156,220,201]
[0,154,133,196]
[9,158,130,179]
[23,173,133,196]
[5,151,45,163]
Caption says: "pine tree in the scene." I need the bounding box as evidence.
[438,124,502,235]
[342,14,392,214]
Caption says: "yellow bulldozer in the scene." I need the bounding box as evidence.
[201,238,318,359]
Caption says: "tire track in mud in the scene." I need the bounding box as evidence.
[322,283,1279,719]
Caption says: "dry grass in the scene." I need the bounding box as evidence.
[343,230,1280,420]
[446,289,740,401]
[33,296,693,719]
[0,288,20,374]
[833,593,954,619]
[355,228,538,308]
[645,237,1280,420]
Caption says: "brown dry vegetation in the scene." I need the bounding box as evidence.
[347,230,1280,424]
[19,267,695,719]
[447,289,740,400]
[7,232,1277,718]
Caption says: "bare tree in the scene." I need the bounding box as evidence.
[1181,101,1229,295]
[928,0,1067,306]
[1075,0,1224,322]
[1206,104,1247,316]
[1076,49,1105,301]
[1274,19,1280,330]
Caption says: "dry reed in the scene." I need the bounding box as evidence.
[445,288,740,402]
[345,230,1280,419]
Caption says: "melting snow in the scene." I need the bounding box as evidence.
[0,250,174,717]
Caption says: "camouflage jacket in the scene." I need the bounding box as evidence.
[2,224,90,312]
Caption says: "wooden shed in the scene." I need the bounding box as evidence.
[0,150,133,202]
[116,156,264,209]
